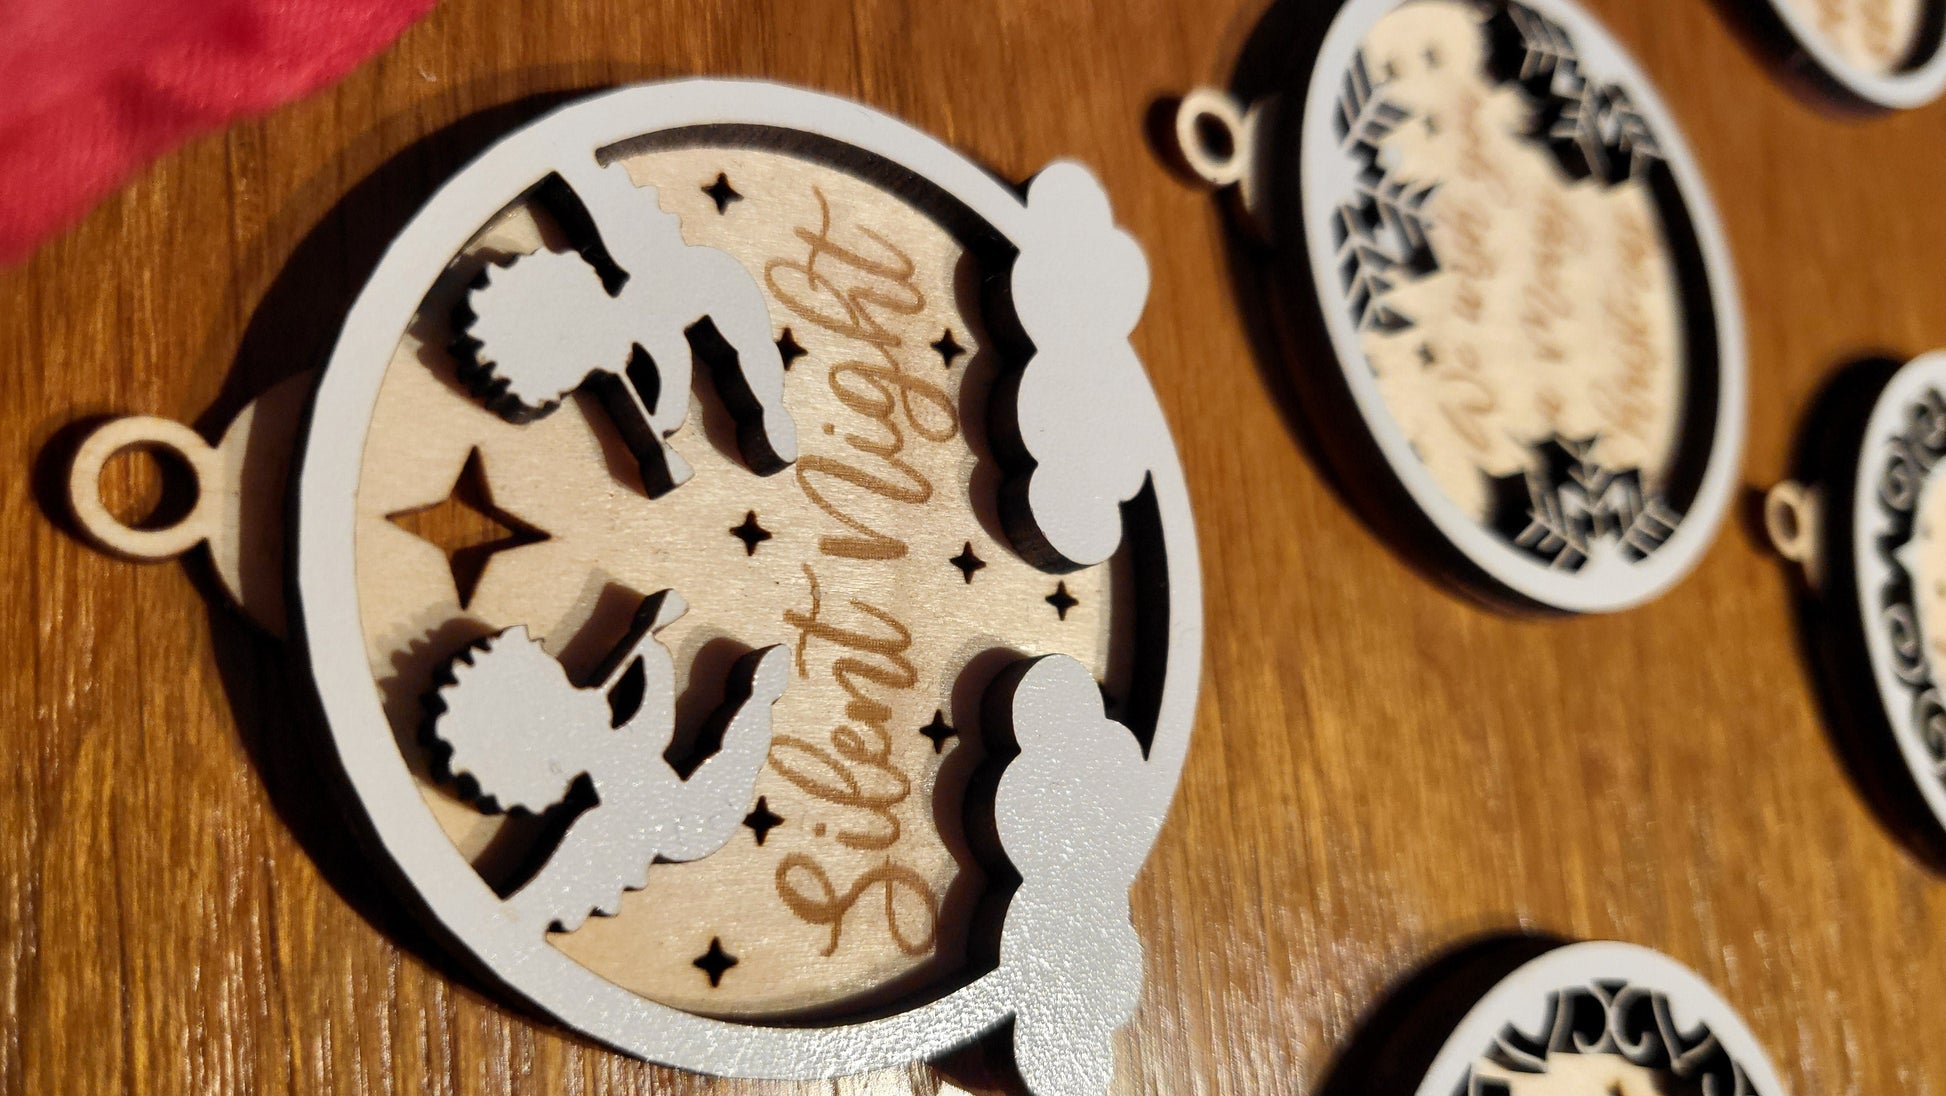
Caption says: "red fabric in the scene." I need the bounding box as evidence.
[0,0,436,265]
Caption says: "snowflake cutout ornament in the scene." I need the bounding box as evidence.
[1172,0,1745,614]
[62,80,1203,1095]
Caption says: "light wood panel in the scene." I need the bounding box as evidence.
[7,0,1946,1091]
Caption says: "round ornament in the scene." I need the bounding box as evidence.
[1416,943,1787,1096]
[66,80,1202,1095]
[1335,941,1787,1095]
[1768,352,1946,848]
[1174,0,1745,614]
[1749,0,1946,109]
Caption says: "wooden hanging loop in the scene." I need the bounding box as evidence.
[1174,88,1253,189]
[62,373,311,634]
[1172,88,1265,231]
[1764,480,1824,591]
[68,416,220,562]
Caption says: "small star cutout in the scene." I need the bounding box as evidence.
[1424,45,1441,68]
[1046,582,1079,621]
[1383,59,1400,81]
[730,511,772,555]
[692,938,738,987]
[931,329,966,368]
[949,541,986,584]
[1417,342,1437,368]
[775,328,807,369]
[1423,115,1439,136]
[702,173,742,214]
[919,710,957,753]
[743,797,783,846]
[386,448,549,608]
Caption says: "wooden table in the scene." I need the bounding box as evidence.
[5,0,1944,1091]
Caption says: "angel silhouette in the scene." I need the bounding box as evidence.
[453,159,797,494]
[428,591,788,933]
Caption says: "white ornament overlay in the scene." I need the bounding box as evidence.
[1416,943,1789,1096]
[294,80,1201,1093]
[1855,352,1946,834]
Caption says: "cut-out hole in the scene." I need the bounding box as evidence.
[100,443,199,533]
[1768,495,1800,545]
[608,656,647,729]
[1193,111,1237,166]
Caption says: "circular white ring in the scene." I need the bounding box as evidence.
[1299,0,1746,614]
[1853,352,1946,833]
[1760,0,1946,109]
[1415,942,1789,1096]
[294,79,1202,1079]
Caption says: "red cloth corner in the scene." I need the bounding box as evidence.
[0,0,437,265]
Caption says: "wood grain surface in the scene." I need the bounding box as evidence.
[5,0,1946,1091]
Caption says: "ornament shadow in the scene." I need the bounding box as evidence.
[1310,932,1566,1096]
[1769,355,1946,874]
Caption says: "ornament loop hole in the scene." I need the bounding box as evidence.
[67,416,217,562]
[1175,88,1252,189]
[1764,480,1823,589]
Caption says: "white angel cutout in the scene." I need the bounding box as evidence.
[454,159,798,494]
[429,591,788,933]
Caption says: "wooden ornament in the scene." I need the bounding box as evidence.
[1406,943,1789,1096]
[1173,0,1745,615]
[1767,352,1946,845]
[1751,0,1946,108]
[70,80,1202,1096]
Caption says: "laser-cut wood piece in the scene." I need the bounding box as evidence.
[1403,943,1788,1096]
[1766,352,1946,842]
[348,145,1132,1020]
[1172,0,1745,615]
[279,81,1202,1096]
[1754,0,1946,109]
[64,371,313,634]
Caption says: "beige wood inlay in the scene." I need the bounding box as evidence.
[1355,0,1685,521]
[1474,1052,1703,1096]
[1781,0,1927,72]
[351,146,1126,1018]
